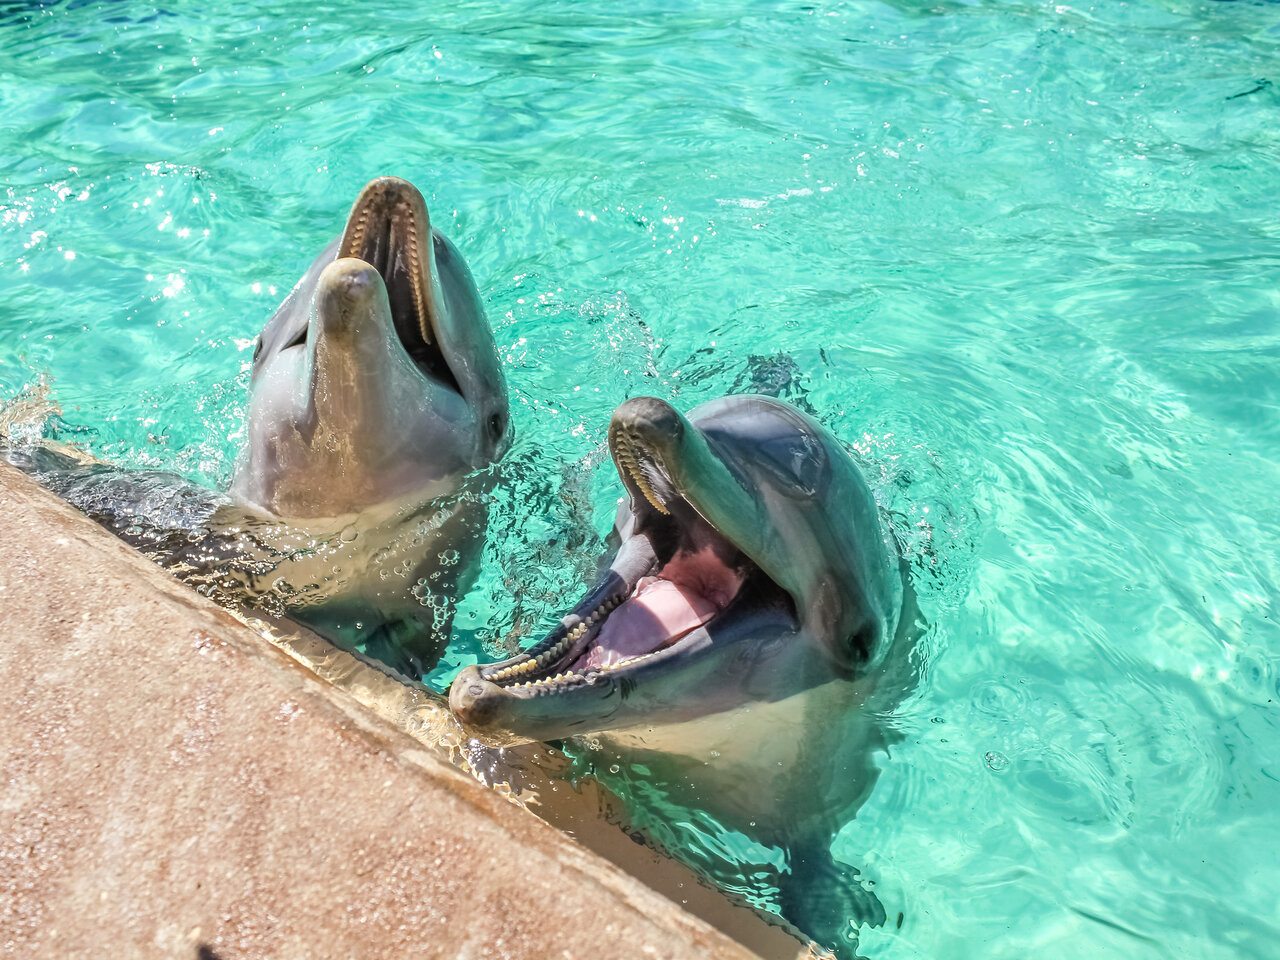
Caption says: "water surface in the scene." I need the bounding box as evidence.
[2,1,1278,957]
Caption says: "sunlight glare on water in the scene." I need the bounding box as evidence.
[2,1,1279,957]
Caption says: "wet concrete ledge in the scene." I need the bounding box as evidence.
[0,462,772,960]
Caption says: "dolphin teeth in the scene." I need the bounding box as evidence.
[489,653,545,684]
[614,432,670,516]
[595,651,658,674]
[530,671,584,687]
[490,663,520,681]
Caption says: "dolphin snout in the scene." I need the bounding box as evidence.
[312,257,396,338]
[316,257,385,317]
[608,397,689,514]
[611,396,684,445]
[449,665,501,728]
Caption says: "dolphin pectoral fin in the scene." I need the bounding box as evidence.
[776,842,886,960]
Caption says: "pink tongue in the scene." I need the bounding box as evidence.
[580,578,718,670]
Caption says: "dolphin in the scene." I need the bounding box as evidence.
[231,176,508,518]
[450,394,917,958]
[5,177,509,676]
[212,175,510,671]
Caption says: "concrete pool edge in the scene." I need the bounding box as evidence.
[0,462,794,959]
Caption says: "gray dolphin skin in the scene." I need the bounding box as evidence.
[450,394,901,737]
[450,394,914,958]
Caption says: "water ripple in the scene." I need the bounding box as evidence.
[3,1,1279,957]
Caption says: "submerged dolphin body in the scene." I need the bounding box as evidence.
[10,177,509,675]
[451,395,917,958]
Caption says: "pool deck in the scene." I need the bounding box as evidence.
[0,462,806,960]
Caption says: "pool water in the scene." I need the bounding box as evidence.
[3,0,1278,956]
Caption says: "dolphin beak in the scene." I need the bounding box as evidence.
[338,177,436,343]
[450,666,545,746]
[314,258,388,336]
[450,665,496,726]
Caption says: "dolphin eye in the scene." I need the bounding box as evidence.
[251,338,263,362]
[488,412,507,440]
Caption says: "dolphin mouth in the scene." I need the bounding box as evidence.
[336,176,462,394]
[451,403,797,726]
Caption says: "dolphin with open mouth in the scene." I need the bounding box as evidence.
[205,175,511,672]
[450,394,903,735]
[450,394,917,957]
[5,177,509,676]
[232,176,508,519]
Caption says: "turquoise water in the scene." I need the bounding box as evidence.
[3,0,1279,955]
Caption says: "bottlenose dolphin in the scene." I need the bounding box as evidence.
[6,177,509,676]
[232,176,508,518]
[217,175,510,671]
[450,394,916,958]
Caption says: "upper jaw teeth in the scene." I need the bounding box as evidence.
[612,430,669,515]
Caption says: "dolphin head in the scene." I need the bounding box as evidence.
[450,395,902,744]
[230,177,509,519]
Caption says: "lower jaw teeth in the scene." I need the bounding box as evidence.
[598,650,656,671]
[514,671,583,689]
[491,592,632,689]
[515,650,660,688]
